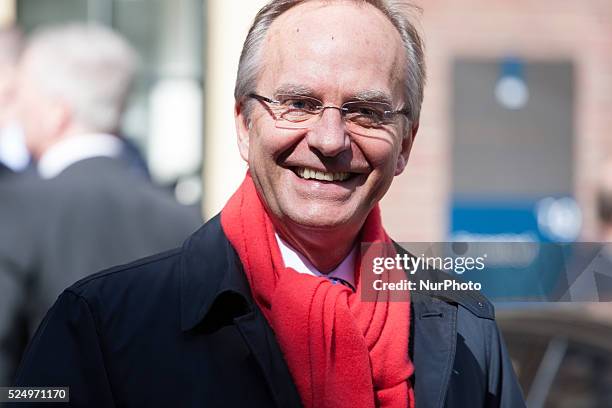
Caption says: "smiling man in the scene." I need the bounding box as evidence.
[11,1,525,407]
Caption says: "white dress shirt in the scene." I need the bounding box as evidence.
[275,233,356,289]
[37,133,123,179]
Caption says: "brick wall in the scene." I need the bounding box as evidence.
[382,0,612,241]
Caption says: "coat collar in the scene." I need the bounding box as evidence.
[179,214,254,331]
[179,214,304,407]
[179,215,495,331]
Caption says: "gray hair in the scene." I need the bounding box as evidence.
[234,0,426,124]
[24,23,138,133]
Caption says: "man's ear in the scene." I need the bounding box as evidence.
[394,121,419,176]
[47,99,72,141]
[234,101,250,162]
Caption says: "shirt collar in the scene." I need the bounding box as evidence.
[275,233,356,288]
[37,133,123,179]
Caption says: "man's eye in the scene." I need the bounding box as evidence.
[290,100,307,109]
[347,105,385,121]
[358,107,378,116]
[281,98,317,111]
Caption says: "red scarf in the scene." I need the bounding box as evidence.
[221,173,414,408]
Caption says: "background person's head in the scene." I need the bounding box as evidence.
[233,0,425,241]
[15,23,138,159]
[0,26,22,126]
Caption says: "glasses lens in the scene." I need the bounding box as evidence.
[342,102,391,127]
[273,95,321,126]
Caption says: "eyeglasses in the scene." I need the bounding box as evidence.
[248,93,409,135]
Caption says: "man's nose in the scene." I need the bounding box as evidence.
[305,107,350,157]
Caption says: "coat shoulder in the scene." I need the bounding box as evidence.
[61,216,225,326]
[64,247,184,313]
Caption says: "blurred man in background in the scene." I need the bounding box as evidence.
[0,25,39,388]
[17,23,145,180]
[0,23,202,386]
[0,26,29,172]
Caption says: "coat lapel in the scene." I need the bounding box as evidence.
[411,294,457,408]
[235,309,303,407]
[180,215,302,407]
[394,243,459,407]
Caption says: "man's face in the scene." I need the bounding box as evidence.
[236,1,416,233]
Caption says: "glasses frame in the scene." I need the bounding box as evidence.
[247,92,410,129]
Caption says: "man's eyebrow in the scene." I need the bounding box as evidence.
[350,90,393,106]
[273,84,316,98]
[271,85,394,105]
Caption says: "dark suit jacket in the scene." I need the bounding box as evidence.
[0,166,43,386]
[0,157,202,386]
[12,215,525,407]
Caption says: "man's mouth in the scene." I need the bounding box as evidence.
[293,167,353,182]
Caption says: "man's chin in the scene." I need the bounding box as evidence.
[282,206,357,232]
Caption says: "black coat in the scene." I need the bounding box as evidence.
[12,216,525,407]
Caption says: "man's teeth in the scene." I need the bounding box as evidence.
[296,167,351,182]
